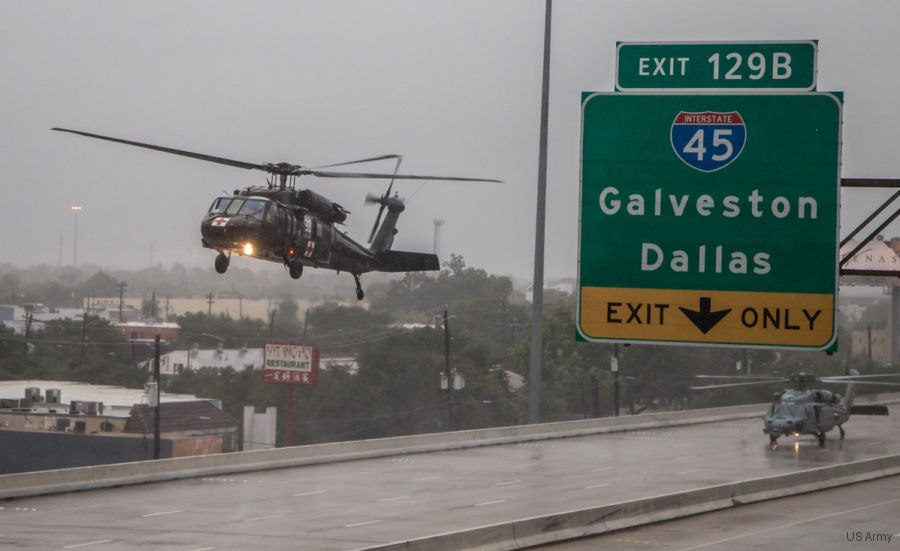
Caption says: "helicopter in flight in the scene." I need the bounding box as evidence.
[692,371,900,446]
[52,128,500,300]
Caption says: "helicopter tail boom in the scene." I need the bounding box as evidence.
[373,250,439,272]
[850,404,889,416]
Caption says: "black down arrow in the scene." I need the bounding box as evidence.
[679,297,731,334]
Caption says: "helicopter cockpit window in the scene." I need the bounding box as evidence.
[771,404,804,418]
[208,197,232,215]
[225,199,245,216]
[238,199,267,220]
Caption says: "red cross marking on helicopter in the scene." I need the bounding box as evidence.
[304,241,316,258]
[211,217,228,227]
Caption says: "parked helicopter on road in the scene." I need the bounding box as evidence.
[52,128,501,300]
[692,371,900,446]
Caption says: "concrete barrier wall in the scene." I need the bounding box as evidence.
[2,394,897,501]
[365,454,900,551]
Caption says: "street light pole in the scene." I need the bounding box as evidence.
[528,0,553,424]
[71,205,82,266]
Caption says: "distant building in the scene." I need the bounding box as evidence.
[145,347,358,375]
[124,401,240,454]
[0,381,237,474]
[524,278,576,303]
[0,380,206,417]
[148,346,264,374]
[87,297,362,323]
[115,321,180,343]
[0,304,89,335]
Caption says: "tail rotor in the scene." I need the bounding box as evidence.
[367,157,402,243]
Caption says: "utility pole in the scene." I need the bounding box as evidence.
[71,205,82,266]
[207,292,215,316]
[611,346,620,417]
[81,310,88,361]
[153,335,161,460]
[528,0,553,424]
[117,281,127,323]
[443,308,453,431]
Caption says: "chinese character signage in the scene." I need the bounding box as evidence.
[263,342,319,385]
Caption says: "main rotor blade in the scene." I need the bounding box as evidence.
[819,373,900,380]
[314,154,402,169]
[308,169,502,183]
[694,375,786,381]
[690,379,788,390]
[52,128,269,172]
[820,379,900,387]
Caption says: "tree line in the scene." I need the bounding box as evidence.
[0,256,891,446]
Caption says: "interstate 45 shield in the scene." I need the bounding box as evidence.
[670,111,746,172]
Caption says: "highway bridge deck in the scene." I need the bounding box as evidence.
[1,406,899,550]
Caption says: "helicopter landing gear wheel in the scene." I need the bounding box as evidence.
[214,252,229,274]
[289,260,303,280]
[353,273,364,300]
[769,434,778,445]
[839,425,845,440]
[817,431,826,447]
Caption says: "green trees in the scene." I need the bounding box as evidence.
[4,256,887,448]
[0,317,146,387]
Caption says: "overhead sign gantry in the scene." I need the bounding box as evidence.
[578,41,841,350]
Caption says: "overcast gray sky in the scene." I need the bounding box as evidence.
[1,0,898,283]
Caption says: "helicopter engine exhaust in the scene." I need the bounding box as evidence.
[294,189,347,223]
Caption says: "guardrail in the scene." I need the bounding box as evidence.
[2,393,897,501]
[0,402,767,499]
[362,453,900,551]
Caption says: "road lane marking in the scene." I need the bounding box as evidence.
[591,466,613,473]
[379,496,409,502]
[243,514,284,522]
[414,475,442,481]
[585,484,610,489]
[674,495,900,551]
[63,541,112,549]
[141,509,183,518]
[345,520,382,528]
[293,490,327,497]
[495,480,521,486]
[190,548,216,551]
[475,499,507,507]
[675,469,698,475]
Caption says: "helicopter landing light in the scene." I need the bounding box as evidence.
[242,242,254,256]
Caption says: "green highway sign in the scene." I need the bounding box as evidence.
[578,92,841,349]
[616,41,817,91]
